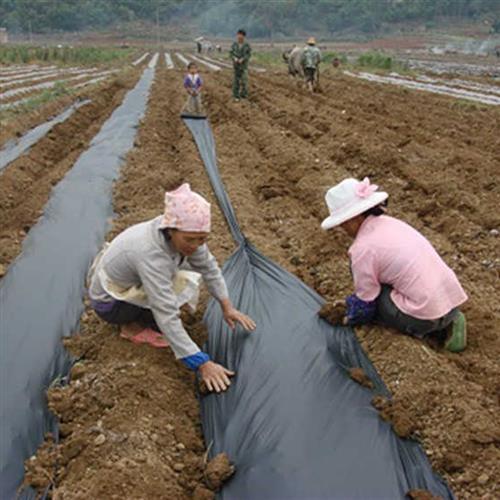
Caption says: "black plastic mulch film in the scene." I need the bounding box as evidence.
[0,100,91,173]
[183,118,454,500]
[0,66,156,500]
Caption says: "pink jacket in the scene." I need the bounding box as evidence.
[349,215,467,320]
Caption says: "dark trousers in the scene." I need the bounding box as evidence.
[95,301,160,332]
[232,68,249,98]
[304,67,316,83]
[376,286,458,339]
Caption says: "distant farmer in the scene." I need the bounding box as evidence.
[320,177,468,352]
[88,184,256,392]
[181,62,205,118]
[301,37,321,92]
[230,29,252,101]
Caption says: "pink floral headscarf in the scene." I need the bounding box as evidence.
[161,183,211,233]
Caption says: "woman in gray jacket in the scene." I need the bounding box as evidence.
[89,183,255,392]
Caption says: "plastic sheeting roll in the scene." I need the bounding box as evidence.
[184,118,454,500]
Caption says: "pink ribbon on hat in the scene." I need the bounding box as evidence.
[355,177,379,199]
[162,183,211,232]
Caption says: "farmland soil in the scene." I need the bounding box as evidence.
[0,73,117,106]
[0,68,134,146]
[0,71,140,273]
[1,94,75,146]
[22,60,499,499]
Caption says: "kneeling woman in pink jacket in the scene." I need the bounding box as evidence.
[88,184,256,392]
[321,177,467,352]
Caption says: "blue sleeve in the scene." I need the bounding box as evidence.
[345,294,376,326]
[181,351,210,370]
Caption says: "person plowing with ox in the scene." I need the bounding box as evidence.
[88,183,256,392]
[301,37,321,92]
[320,177,467,352]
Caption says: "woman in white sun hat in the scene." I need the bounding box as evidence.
[321,177,467,352]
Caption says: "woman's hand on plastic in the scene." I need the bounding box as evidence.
[199,361,235,393]
[223,307,256,332]
[220,299,256,331]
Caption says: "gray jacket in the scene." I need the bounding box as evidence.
[89,216,228,358]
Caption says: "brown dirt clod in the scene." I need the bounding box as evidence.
[371,396,417,438]
[193,485,216,500]
[349,367,374,389]
[204,453,235,491]
[406,489,443,500]
[440,452,466,473]
[318,302,346,325]
[69,362,87,380]
[371,395,388,411]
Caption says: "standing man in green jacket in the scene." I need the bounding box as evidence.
[230,29,252,101]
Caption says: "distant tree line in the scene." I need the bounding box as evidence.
[0,0,499,36]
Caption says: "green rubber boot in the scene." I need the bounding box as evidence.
[445,312,467,353]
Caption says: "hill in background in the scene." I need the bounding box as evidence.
[1,0,499,40]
